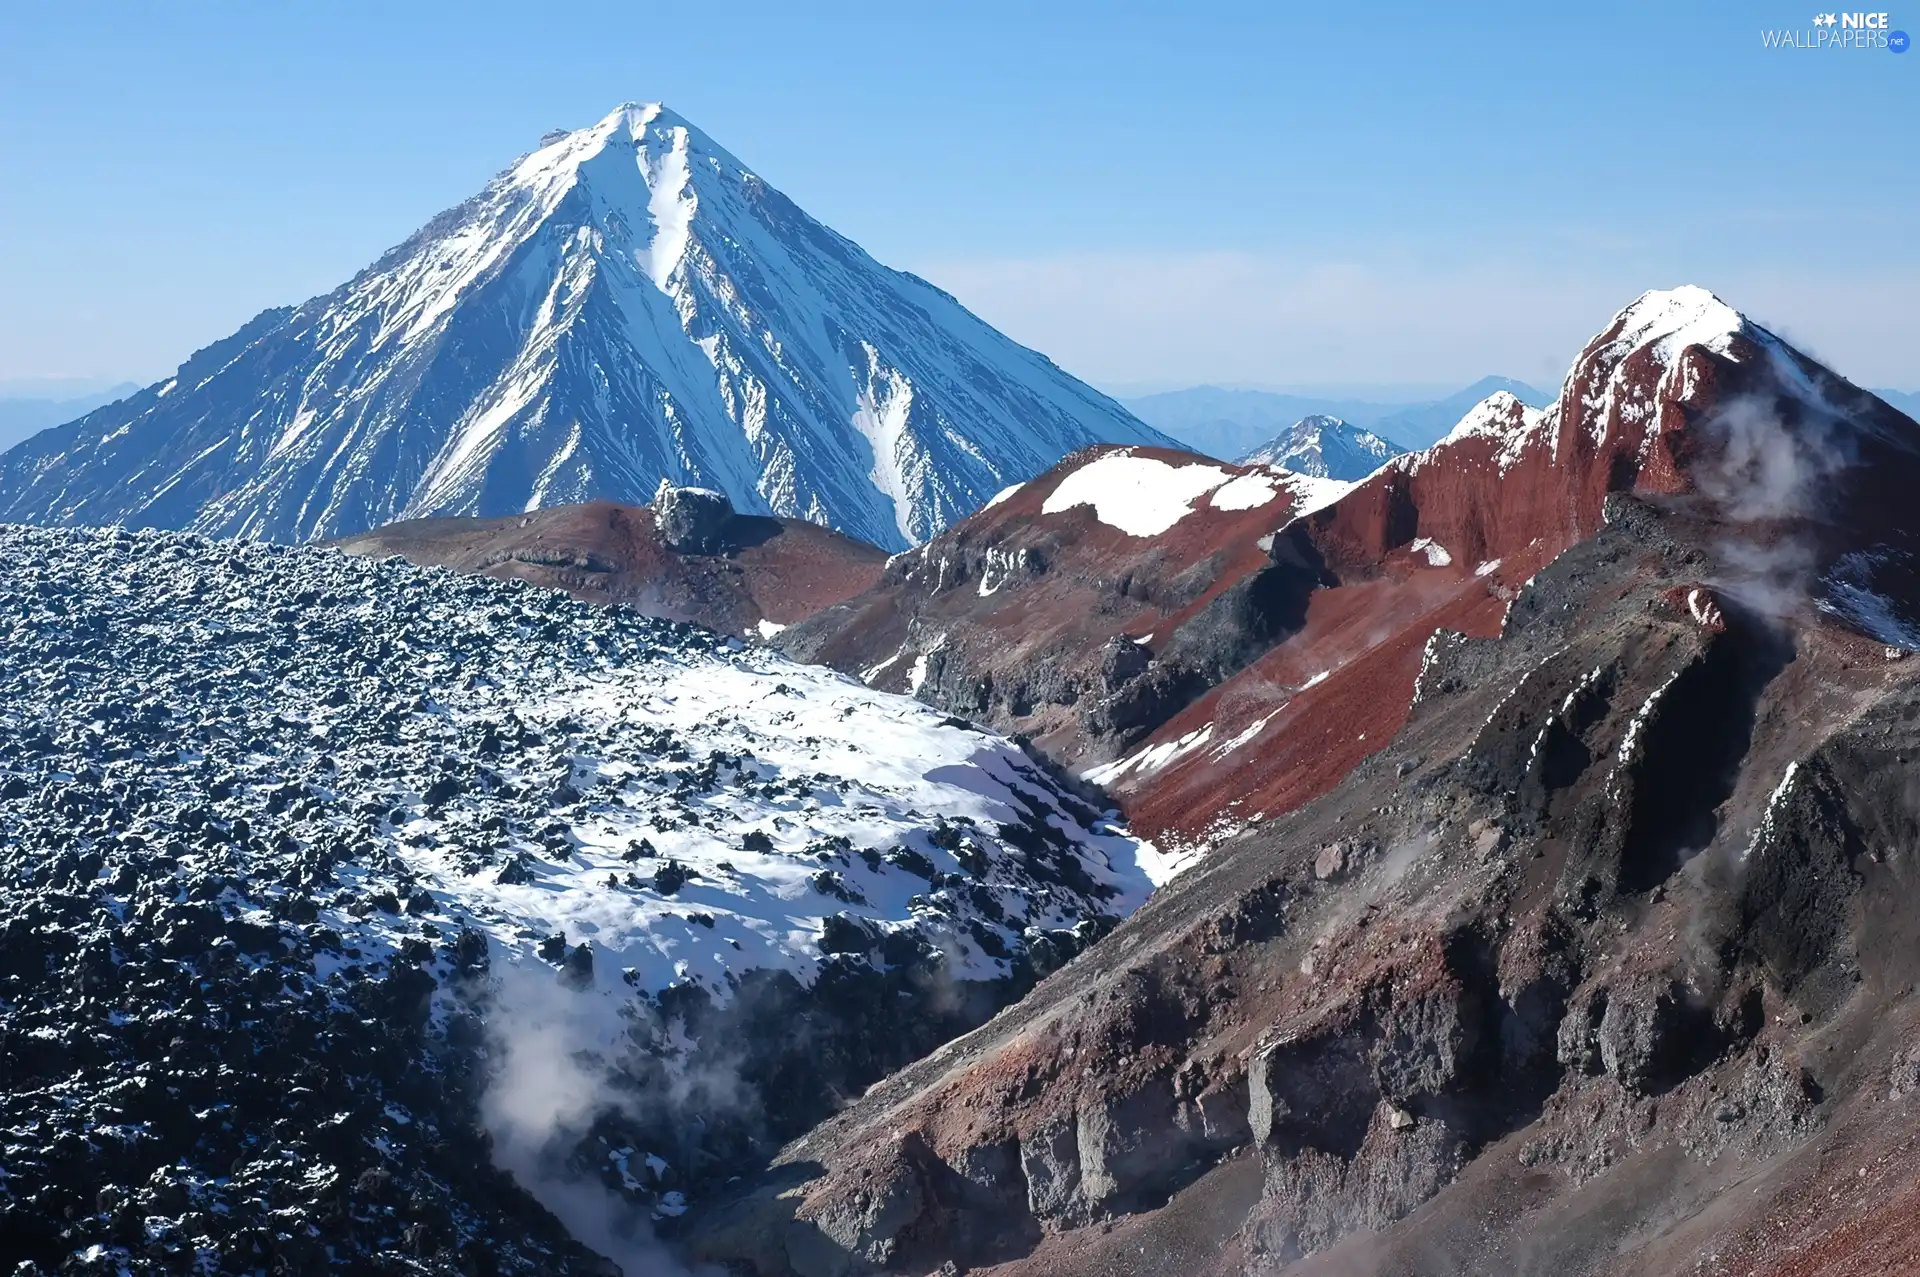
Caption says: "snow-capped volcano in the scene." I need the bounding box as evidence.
[1239,414,1403,479]
[0,103,1167,550]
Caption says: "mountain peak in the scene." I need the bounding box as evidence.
[1606,284,1746,355]
[1433,389,1546,453]
[1241,413,1404,480]
[1294,286,1920,646]
[0,106,1167,549]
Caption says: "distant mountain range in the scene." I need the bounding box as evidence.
[1122,375,1553,458]
[0,104,1165,550]
[1877,387,1920,419]
[0,384,138,454]
[1126,376,1920,463]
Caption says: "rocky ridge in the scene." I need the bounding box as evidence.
[329,482,886,638]
[781,289,1920,854]
[684,483,1920,1277]
[775,447,1349,784]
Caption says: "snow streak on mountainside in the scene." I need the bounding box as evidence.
[0,105,1167,550]
[1239,414,1404,479]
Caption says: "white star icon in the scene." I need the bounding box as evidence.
[1817,12,1838,25]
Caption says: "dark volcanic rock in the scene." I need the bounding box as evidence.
[0,523,1151,1275]
[651,480,738,554]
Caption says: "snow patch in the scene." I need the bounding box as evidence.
[643,125,696,289]
[1208,471,1281,512]
[1618,667,1685,765]
[909,634,948,695]
[1743,761,1803,863]
[1041,452,1235,537]
[1430,392,1551,475]
[1129,839,1206,886]
[1818,552,1920,650]
[1082,723,1216,788]
[1272,470,1352,517]
[1212,709,1280,759]
[860,645,908,685]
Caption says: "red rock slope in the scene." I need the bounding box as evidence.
[784,287,1920,851]
[1109,286,1920,844]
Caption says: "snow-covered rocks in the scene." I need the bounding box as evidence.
[0,523,1150,1271]
[1038,450,1313,537]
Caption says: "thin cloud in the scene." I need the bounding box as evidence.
[912,251,1920,393]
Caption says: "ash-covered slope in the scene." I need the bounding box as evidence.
[0,104,1166,551]
[0,524,1156,1274]
[679,427,1920,1276]
[328,481,886,638]
[1239,415,1404,480]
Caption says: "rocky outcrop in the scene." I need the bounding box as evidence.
[650,480,737,554]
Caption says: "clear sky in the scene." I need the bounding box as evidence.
[1,0,1914,395]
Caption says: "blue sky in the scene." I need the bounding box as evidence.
[1,0,1914,394]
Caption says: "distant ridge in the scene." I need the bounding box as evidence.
[1124,376,1552,459]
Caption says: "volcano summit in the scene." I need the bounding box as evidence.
[0,104,1165,550]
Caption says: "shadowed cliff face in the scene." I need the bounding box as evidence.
[672,290,1920,1276]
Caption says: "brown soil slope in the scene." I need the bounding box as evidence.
[328,487,885,637]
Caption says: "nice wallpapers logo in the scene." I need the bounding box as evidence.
[1761,11,1911,49]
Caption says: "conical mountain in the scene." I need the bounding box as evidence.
[0,103,1168,549]
[1239,413,1404,479]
